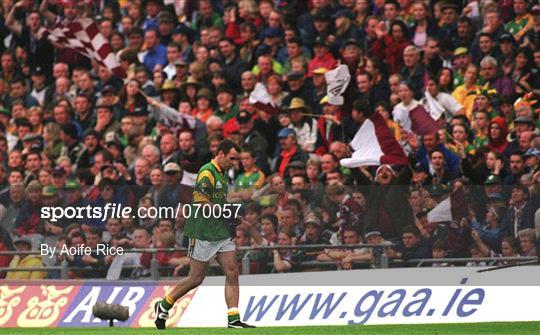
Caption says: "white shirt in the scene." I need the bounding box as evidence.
[392,99,420,133]
[290,118,318,153]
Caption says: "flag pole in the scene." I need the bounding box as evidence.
[300,113,326,118]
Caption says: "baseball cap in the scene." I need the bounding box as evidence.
[523,148,540,158]
[365,231,382,239]
[83,129,101,139]
[42,185,58,197]
[499,33,515,43]
[263,28,281,39]
[344,39,360,48]
[287,160,306,169]
[173,24,191,36]
[313,10,331,21]
[454,47,468,57]
[13,236,33,247]
[164,162,181,173]
[132,107,149,117]
[484,175,502,185]
[22,133,40,142]
[375,164,396,176]
[32,66,45,76]
[413,162,430,174]
[440,2,458,12]
[277,127,296,138]
[313,36,327,48]
[65,178,82,190]
[104,132,120,144]
[426,184,446,197]
[305,216,322,228]
[332,9,354,20]
[320,95,329,104]
[236,111,252,124]
[52,166,66,177]
[158,11,175,23]
[514,116,534,125]
[415,207,432,220]
[313,67,329,76]
[174,58,188,67]
[0,107,10,117]
[100,163,118,173]
[102,85,118,95]
[95,105,113,113]
[286,71,305,81]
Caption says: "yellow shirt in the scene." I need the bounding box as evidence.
[452,84,478,121]
[6,255,46,280]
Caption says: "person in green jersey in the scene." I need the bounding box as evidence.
[154,139,255,329]
[230,148,266,202]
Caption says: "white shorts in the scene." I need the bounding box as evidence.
[187,238,236,262]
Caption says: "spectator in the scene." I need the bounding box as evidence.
[461,205,506,254]
[6,236,45,280]
[272,229,298,273]
[517,228,538,256]
[431,240,450,267]
[387,225,431,263]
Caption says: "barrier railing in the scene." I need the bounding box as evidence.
[0,245,536,280]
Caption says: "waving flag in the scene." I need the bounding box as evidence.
[325,65,350,105]
[427,187,468,223]
[409,104,440,135]
[249,83,284,115]
[39,18,126,78]
[340,112,409,167]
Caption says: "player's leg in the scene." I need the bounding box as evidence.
[154,239,209,330]
[217,249,255,328]
[169,257,208,300]
[217,250,239,308]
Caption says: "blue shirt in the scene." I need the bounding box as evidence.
[143,44,167,72]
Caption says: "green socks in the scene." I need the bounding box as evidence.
[161,295,175,310]
[228,307,240,323]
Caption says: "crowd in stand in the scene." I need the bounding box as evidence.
[0,0,539,279]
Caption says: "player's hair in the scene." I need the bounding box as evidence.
[216,139,240,156]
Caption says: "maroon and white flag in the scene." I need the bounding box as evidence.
[340,112,409,167]
[427,187,468,223]
[249,82,284,115]
[40,18,126,78]
[409,104,440,135]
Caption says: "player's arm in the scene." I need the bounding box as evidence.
[192,169,215,205]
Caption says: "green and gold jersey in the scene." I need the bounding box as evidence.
[506,14,534,39]
[235,169,265,190]
[183,159,231,241]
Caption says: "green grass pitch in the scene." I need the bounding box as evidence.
[0,322,538,335]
